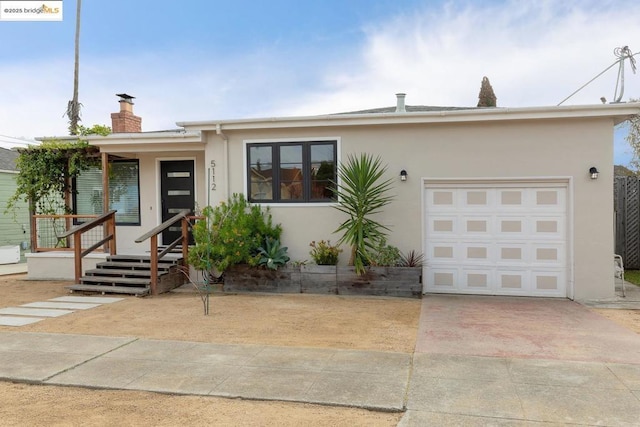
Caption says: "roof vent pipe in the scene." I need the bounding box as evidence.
[395,93,406,113]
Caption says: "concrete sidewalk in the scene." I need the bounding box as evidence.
[0,262,27,276]
[0,331,410,411]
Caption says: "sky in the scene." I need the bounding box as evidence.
[0,0,639,165]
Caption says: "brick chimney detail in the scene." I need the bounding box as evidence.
[111,93,142,133]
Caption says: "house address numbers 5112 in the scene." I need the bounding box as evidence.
[210,160,216,191]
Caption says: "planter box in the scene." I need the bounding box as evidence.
[301,264,337,294]
[223,265,300,293]
[223,264,422,298]
[337,266,422,298]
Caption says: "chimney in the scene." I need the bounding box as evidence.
[395,93,406,113]
[111,93,142,133]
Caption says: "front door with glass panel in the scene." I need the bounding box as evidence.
[160,160,195,245]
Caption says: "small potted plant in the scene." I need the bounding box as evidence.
[309,240,342,265]
[301,240,342,294]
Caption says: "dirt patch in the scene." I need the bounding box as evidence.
[0,275,418,426]
[591,307,640,334]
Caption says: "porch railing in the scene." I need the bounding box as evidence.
[56,210,117,283]
[135,211,191,295]
[31,214,103,252]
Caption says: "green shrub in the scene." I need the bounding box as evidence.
[188,193,282,273]
[309,240,342,265]
[367,238,402,267]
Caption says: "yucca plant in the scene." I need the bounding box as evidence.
[331,153,394,275]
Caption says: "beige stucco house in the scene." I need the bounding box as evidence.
[28,94,640,300]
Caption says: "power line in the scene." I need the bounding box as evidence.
[0,134,38,146]
[557,48,639,106]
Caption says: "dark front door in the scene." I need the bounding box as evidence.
[160,160,195,245]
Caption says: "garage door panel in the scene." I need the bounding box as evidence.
[533,244,565,265]
[463,243,492,263]
[532,270,565,295]
[497,244,528,264]
[430,190,456,206]
[461,269,494,293]
[462,189,493,209]
[425,184,568,297]
[428,269,459,290]
[499,189,524,206]
[464,216,492,234]
[533,216,565,239]
[429,216,457,235]
[496,270,529,293]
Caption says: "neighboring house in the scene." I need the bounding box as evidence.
[0,147,29,262]
[31,94,640,301]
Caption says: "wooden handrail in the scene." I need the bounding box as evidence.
[57,210,117,283]
[135,211,190,295]
[135,211,188,243]
[59,210,117,239]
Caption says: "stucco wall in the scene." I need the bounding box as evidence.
[203,117,614,300]
[114,152,206,252]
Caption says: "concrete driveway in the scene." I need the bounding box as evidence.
[401,295,640,426]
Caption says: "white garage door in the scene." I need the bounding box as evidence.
[424,182,568,297]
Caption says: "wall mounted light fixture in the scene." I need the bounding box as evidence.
[589,167,599,180]
[400,170,408,181]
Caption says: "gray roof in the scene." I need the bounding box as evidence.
[336,105,479,115]
[0,147,19,171]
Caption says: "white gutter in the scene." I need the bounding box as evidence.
[177,103,640,131]
[37,131,202,145]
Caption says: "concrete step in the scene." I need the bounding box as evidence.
[66,284,150,296]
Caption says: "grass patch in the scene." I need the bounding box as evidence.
[623,270,640,285]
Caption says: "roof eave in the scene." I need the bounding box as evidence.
[37,131,203,145]
[177,103,640,131]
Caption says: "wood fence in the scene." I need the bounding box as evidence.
[614,176,640,268]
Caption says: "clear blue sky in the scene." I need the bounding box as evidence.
[0,0,639,164]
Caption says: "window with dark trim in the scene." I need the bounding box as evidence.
[247,141,337,203]
[73,160,141,225]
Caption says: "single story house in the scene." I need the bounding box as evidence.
[0,146,29,263]
[28,94,640,301]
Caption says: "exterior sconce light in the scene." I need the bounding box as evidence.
[400,170,408,181]
[589,167,599,180]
